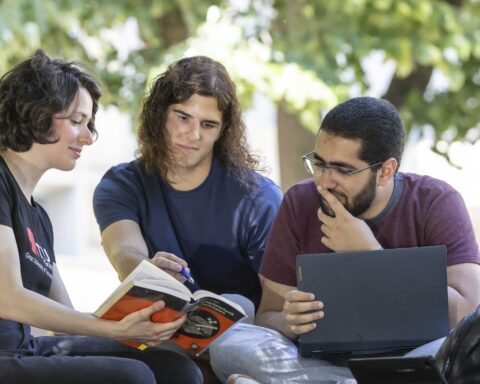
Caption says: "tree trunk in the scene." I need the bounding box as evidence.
[383,65,433,108]
[277,103,316,191]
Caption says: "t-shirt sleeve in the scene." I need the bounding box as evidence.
[93,165,142,232]
[0,175,12,227]
[260,188,301,287]
[424,184,479,265]
[243,179,282,272]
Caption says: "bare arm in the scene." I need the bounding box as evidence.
[0,224,185,346]
[255,275,324,340]
[101,219,190,282]
[48,263,73,308]
[100,219,151,281]
[447,262,480,327]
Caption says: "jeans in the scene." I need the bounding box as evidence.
[0,335,203,384]
[210,323,445,384]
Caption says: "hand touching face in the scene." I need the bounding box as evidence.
[317,187,382,252]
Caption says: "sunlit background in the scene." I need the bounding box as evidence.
[1,0,479,313]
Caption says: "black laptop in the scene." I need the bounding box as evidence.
[347,356,447,384]
[296,246,449,357]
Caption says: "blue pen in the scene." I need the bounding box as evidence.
[180,267,195,284]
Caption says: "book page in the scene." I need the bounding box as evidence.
[94,260,192,316]
[125,260,180,284]
[138,278,192,300]
[94,280,136,317]
[192,290,246,315]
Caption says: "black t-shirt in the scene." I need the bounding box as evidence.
[0,156,55,350]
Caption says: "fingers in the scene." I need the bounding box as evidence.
[285,289,316,303]
[151,252,190,282]
[151,252,187,271]
[317,187,348,218]
[320,223,332,238]
[141,300,166,319]
[123,303,187,347]
[283,290,324,335]
[147,314,187,345]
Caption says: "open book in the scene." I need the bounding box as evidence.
[94,260,246,355]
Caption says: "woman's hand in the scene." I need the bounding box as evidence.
[111,300,187,347]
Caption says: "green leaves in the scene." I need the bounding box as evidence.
[0,0,478,151]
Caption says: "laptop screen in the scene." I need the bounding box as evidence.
[296,246,449,357]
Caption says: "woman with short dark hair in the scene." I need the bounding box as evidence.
[0,50,202,384]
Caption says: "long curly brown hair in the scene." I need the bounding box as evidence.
[0,49,101,152]
[137,56,260,189]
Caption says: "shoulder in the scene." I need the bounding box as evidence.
[273,178,318,219]
[246,171,282,201]
[96,160,155,190]
[102,160,146,180]
[216,162,282,202]
[400,172,461,201]
[0,162,14,222]
[283,178,318,205]
[0,160,14,198]
[396,172,469,221]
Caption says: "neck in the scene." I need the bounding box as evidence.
[360,177,395,220]
[167,160,213,191]
[1,150,45,202]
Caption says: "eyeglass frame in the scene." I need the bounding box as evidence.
[302,151,384,177]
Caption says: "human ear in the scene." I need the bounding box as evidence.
[376,158,397,187]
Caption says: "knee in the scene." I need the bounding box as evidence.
[114,360,156,384]
[145,350,203,384]
[171,355,203,384]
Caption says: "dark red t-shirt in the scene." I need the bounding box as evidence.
[260,173,480,286]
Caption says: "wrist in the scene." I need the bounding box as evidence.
[89,314,121,340]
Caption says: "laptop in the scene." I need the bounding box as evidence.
[347,356,447,384]
[296,246,449,357]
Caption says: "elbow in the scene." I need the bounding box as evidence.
[448,287,480,328]
[0,287,24,321]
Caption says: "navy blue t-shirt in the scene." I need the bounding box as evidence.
[0,156,55,350]
[93,157,282,307]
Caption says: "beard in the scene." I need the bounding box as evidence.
[319,172,377,217]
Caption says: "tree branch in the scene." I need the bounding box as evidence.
[382,65,433,108]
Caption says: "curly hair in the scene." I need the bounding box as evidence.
[137,56,259,188]
[0,49,101,152]
[320,97,405,170]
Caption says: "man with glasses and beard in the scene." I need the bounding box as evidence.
[209,96,480,384]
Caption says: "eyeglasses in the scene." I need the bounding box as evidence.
[302,151,383,177]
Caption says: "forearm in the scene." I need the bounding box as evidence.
[255,311,296,340]
[100,221,152,281]
[446,263,480,328]
[107,245,149,281]
[1,286,118,339]
[448,285,480,328]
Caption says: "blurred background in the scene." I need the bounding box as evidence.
[1,0,479,312]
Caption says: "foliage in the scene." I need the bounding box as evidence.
[0,0,479,155]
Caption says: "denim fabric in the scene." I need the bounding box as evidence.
[210,324,354,384]
[210,324,445,384]
[0,335,202,384]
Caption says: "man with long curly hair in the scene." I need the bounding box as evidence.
[93,56,281,316]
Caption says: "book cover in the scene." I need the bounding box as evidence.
[172,295,245,355]
[94,260,246,354]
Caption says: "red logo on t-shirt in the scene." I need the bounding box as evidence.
[26,227,39,256]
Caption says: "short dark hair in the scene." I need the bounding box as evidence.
[137,56,259,187]
[319,97,405,168]
[0,49,101,152]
